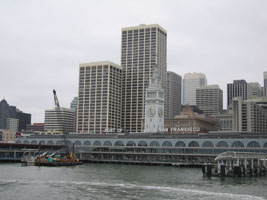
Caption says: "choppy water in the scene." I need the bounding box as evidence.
[0,163,267,200]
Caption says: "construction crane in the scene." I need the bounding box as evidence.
[52,89,64,133]
[53,89,60,108]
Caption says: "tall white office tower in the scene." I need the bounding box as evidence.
[76,61,122,134]
[144,69,164,133]
[183,72,207,106]
[121,24,167,133]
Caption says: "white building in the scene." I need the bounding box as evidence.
[183,72,207,106]
[232,97,267,133]
[44,108,75,134]
[77,61,122,134]
[144,69,164,133]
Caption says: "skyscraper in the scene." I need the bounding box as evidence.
[196,85,223,116]
[0,99,31,131]
[77,61,122,134]
[121,24,167,133]
[227,80,248,107]
[166,71,182,119]
[264,71,267,96]
[183,72,207,106]
[227,80,262,107]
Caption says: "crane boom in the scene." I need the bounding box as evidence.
[53,89,60,108]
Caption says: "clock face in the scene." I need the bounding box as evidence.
[147,107,156,117]
[158,107,163,118]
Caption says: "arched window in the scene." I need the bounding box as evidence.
[56,141,63,145]
[114,141,124,146]
[47,140,54,145]
[74,140,82,146]
[162,141,172,147]
[39,140,45,145]
[231,141,244,148]
[175,141,186,147]
[23,140,29,144]
[247,141,260,148]
[93,140,102,146]
[126,141,136,146]
[103,141,112,147]
[188,141,200,147]
[31,140,37,144]
[83,141,91,146]
[202,141,214,147]
[216,141,229,147]
[150,141,160,147]
[16,140,21,144]
[138,141,148,146]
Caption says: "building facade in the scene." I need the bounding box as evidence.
[232,97,267,133]
[196,85,223,116]
[121,24,167,133]
[0,99,31,131]
[44,108,75,134]
[164,105,219,134]
[6,118,19,132]
[183,72,207,106]
[77,61,122,134]
[144,69,164,133]
[26,123,45,132]
[227,80,248,107]
[70,97,78,112]
[212,113,233,131]
[248,82,262,99]
[166,71,182,119]
[264,71,267,96]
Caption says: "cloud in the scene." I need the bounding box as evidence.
[0,0,267,122]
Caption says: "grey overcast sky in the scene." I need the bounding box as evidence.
[1,0,267,123]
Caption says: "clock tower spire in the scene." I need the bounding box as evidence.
[144,68,164,133]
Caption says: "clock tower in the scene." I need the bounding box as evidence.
[144,68,164,133]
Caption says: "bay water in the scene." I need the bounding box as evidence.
[0,163,266,200]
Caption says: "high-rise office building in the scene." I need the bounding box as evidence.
[196,85,223,116]
[227,80,262,107]
[16,111,31,131]
[121,24,167,132]
[248,82,262,99]
[264,71,267,96]
[183,72,207,106]
[0,99,31,131]
[232,97,267,133]
[227,80,248,107]
[166,71,182,119]
[77,61,122,134]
